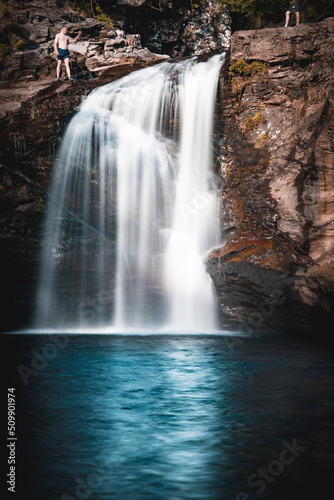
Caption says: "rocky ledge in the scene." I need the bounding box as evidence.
[207,18,334,339]
[0,0,230,88]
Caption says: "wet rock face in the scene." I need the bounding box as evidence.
[207,18,334,338]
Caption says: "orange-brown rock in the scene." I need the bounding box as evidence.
[207,18,334,338]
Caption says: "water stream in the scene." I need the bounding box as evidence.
[36,55,224,331]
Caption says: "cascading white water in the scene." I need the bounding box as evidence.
[165,59,222,331]
[36,54,224,332]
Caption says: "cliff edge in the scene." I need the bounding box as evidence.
[207,18,334,338]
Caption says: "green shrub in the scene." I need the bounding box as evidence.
[250,61,266,74]
[10,34,25,51]
[219,1,333,29]
[0,41,10,59]
[0,2,10,21]
[231,76,249,95]
[229,59,266,77]
[75,0,91,18]
[245,113,263,132]
[95,6,114,28]
[74,1,114,27]
[229,59,249,76]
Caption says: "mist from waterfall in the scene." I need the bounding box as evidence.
[36,55,224,332]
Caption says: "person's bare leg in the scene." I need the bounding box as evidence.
[296,12,300,25]
[56,60,62,79]
[64,58,71,79]
[285,10,290,27]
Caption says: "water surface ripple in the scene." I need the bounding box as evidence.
[5,334,334,499]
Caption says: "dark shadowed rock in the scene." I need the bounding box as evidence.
[123,0,231,57]
[118,0,148,5]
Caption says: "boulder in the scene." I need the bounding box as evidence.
[231,18,334,64]
[125,0,231,56]
[117,0,148,5]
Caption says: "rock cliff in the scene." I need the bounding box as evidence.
[207,18,334,338]
[125,0,231,57]
[0,1,333,338]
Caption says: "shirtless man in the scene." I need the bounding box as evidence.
[54,26,82,81]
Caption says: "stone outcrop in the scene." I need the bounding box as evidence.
[127,0,231,56]
[0,0,231,85]
[0,2,167,85]
[118,0,148,5]
[0,0,333,339]
[207,18,334,339]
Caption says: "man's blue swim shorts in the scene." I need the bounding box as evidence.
[58,48,70,61]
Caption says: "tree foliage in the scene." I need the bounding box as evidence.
[72,0,333,29]
[0,1,25,58]
[218,0,334,29]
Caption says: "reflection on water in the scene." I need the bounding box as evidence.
[5,334,334,499]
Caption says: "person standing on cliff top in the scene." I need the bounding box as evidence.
[54,26,82,82]
[285,0,301,27]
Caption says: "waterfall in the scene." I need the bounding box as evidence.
[36,54,224,332]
